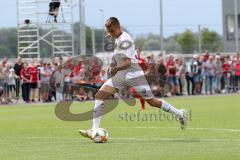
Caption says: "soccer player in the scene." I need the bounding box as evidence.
[79,17,187,139]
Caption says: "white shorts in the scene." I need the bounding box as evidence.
[102,71,153,100]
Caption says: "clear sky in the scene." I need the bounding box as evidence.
[0,0,222,37]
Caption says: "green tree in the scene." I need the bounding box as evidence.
[135,33,181,52]
[0,44,12,58]
[135,36,146,49]
[143,39,161,50]
[177,29,196,54]
[164,33,181,53]
[0,28,18,58]
[94,28,105,53]
[201,28,223,52]
[73,22,105,55]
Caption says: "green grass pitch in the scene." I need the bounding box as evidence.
[0,94,240,160]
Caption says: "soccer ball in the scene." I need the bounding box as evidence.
[92,128,109,143]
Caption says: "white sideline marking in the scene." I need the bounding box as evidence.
[10,126,240,133]
[110,127,240,133]
[10,137,240,142]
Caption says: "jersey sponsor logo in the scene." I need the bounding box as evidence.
[104,40,134,52]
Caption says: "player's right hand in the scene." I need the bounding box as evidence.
[109,67,118,77]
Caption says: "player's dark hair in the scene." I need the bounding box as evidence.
[105,17,120,28]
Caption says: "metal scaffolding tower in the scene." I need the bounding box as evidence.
[17,0,75,58]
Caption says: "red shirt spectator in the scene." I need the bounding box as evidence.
[204,52,210,61]
[135,54,148,71]
[28,66,38,83]
[222,62,230,76]
[92,64,102,76]
[74,62,82,73]
[68,71,74,78]
[135,48,148,72]
[74,65,81,73]
[167,59,176,76]
[235,61,240,76]
[20,68,31,83]
[66,59,74,70]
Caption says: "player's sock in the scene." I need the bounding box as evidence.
[161,100,183,118]
[92,100,104,130]
[139,97,146,110]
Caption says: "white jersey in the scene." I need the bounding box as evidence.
[112,32,144,79]
[114,32,138,64]
[104,31,153,99]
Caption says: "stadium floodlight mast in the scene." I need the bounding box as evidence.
[198,25,202,53]
[99,9,105,52]
[79,0,86,55]
[159,0,165,60]
[160,0,163,50]
[91,27,96,55]
[234,0,239,52]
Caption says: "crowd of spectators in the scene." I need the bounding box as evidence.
[0,50,239,105]
[139,50,240,97]
[0,56,106,104]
